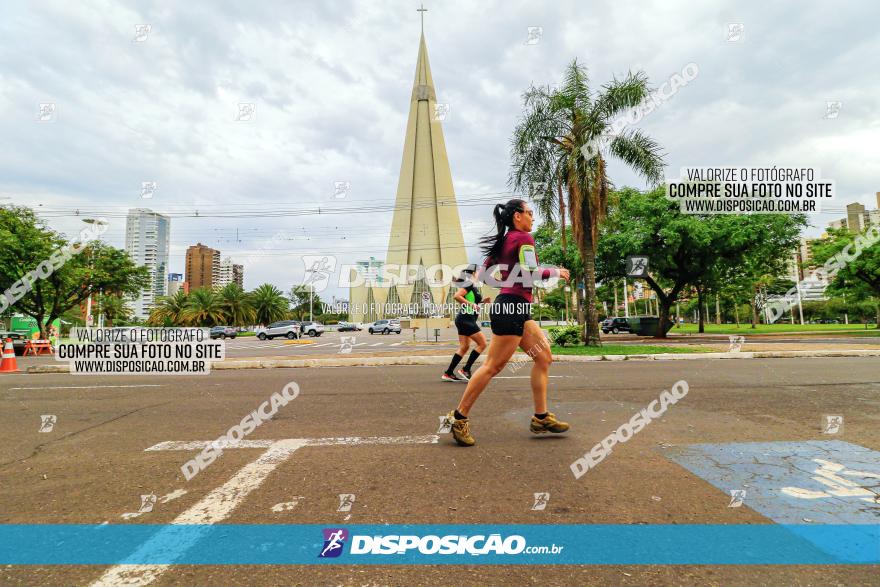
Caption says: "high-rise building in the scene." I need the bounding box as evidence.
[216,256,244,289]
[827,196,880,233]
[354,257,385,285]
[232,263,244,289]
[167,273,184,296]
[125,208,170,319]
[186,243,220,290]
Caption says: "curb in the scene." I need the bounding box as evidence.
[23,348,880,373]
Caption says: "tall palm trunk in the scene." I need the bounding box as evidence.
[574,208,601,345]
[567,158,604,346]
[558,182,571,324]
[697,285,705,334]
[750,285,759,329]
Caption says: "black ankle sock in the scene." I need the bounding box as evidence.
[454,409,467,420]
[534,412,548,420]
[463,349,481,372]
[445,353,463,375]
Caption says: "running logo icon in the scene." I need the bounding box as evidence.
[728,489,746,508]
[531,492,550,511]
[822,415,843,435]
[138,494,157,514]
[437,415,453,434]
[319,528,348,558]
[728,335,745,352]
[39,415,57,433]
[337,494,355,512]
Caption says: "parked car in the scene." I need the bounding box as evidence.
[601,317,632,334]
[368,319,401,335]
[337,322,362,332]
[0,331,27,356]
[255,321,300,340]
[209,326,237,339]
[300,321,325,337]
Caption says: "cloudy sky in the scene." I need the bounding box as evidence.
[2,0,878,301]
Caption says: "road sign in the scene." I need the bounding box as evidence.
[626,256,649,278]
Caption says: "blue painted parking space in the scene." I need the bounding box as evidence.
[664,440,880,561]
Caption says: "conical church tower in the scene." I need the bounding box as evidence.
[350,28,468,322]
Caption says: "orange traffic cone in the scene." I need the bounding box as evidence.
[0,338,19,373]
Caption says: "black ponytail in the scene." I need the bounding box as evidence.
[479,198,526,263]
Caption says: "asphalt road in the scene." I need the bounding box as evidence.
[1,356,878,585]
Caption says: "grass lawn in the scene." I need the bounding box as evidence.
[670,323,879,335]
[551,344,712,355]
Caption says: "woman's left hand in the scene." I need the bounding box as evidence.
[558,268,570,281]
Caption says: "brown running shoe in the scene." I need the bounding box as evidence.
[446,410,475,447]
[530,412,570,434]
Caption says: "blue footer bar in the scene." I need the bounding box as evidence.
[1,524,877,565]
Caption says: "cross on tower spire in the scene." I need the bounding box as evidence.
[417,3,427,34]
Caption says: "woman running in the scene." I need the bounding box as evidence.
[441,265,490,382]
[445,199,570,446]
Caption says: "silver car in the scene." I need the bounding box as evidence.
[368,319,401,335]
[300,321,325,337]
[256,320,300,340]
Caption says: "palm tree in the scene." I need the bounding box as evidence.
[250,283,288,326]
[97,293,132,327]
[148,289,189,326]
[219,283,255,327]
[182,287,226,326]
[511,59,665,345]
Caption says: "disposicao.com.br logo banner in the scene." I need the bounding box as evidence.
[0,524,877,565]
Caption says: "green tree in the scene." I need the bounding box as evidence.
[0,207,149,337]
[148,290,189,326]
[251,283,288,326]
[96,293,132,327]
[510,61,665,345]
[288,285,324,320]
[183,287,226,326]
[219,283,255,326]
[534,222,582,323]
[597,187,807,337]
[810,227,880,326]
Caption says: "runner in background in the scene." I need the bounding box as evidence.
[441,265,490,382]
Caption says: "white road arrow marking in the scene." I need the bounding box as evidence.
[92,434,438,586]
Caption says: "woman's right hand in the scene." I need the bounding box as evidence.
[558,268,570,281]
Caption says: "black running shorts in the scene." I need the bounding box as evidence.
[454,313,481,337]
[489,294,533,336]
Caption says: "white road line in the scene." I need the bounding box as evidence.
[353,343,368,347]
[390,342,404,346]
[9,384,164,390]
[92,440,307,587]
[313,342,334,347]
[96,435,439,586]
[306,435,438,447]
[369,342,384,347]
[145,435,439,452]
